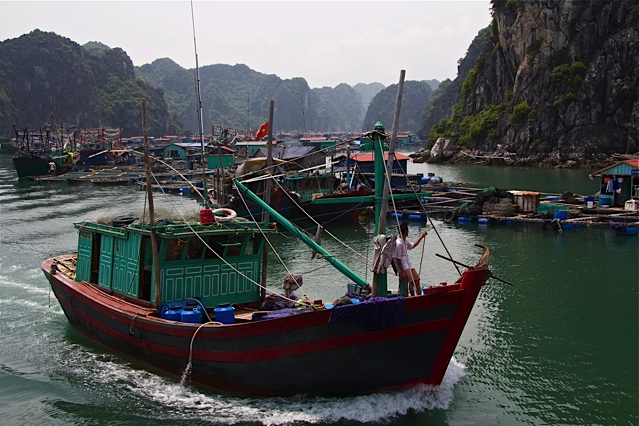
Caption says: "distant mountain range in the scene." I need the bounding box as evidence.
[0,31,438,137]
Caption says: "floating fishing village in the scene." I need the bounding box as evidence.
[16,127,639,236]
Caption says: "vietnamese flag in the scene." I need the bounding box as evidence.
[255,121,269,139]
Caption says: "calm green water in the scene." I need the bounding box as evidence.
[0,153,636,425]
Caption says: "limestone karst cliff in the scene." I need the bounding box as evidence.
[424,0,638,166]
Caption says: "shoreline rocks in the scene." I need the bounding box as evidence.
[410,144,637,170]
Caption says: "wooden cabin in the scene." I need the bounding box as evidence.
[73,220,272,308]
[206,144,235,169]
[234,140,275,162]
[299,136,341,153]
[163,142,204,161]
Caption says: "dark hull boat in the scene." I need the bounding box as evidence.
[232,159,374,225]
[12,154,76,178]
[231,185,374,225]
[12,123,78,179]
[43,250,489,396]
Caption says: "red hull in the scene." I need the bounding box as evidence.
[43,256,489,397]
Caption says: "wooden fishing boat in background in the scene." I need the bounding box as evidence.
[231,165,375,224]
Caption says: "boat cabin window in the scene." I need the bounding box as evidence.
[186,237,205,260]
[204,235,243,258]
[165,238,186,261]
[244,235,260,256]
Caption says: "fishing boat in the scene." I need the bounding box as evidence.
[12,123,77,179]
[77,127,125,167]
[231,161,375,225]
[42,96,497,395]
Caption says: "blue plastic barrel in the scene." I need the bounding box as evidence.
[215,303,235,324]
[478,218,489,224]
[161,304,183,321]
[599,195,613,207]
[408,214,422,220]
[458,216,472,222]
[554,210,568,220]
[180,306,202,324]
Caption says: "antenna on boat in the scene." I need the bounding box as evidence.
[191,0,210,208]
[142,98,162,309]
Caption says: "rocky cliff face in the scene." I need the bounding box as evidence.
[426,0,638,167]
[0,30,177,137]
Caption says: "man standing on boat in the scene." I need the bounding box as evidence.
[395,223,427,296]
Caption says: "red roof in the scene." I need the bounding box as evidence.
[350,152,411,162]
[624,159,639,168]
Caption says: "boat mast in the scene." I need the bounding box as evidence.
[263,100,274,221]
[377,69,405,233]
[191,0,210,208]
[371,70,405,297]
[142,99,162,309]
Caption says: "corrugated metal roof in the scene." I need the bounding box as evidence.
[593,159,639,175]
[350,152,410,162]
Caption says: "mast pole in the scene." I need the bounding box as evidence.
[378,69,405,232]
[191,0,209,207]
[262,100,275,222]
[371,70,405,297]
[142,99,162,309]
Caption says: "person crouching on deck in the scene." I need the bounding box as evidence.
[395,222,427,296]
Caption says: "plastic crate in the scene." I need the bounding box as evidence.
[347,283,369,296]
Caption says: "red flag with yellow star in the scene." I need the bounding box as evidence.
[255,121,269,139]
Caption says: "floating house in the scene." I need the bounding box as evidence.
[395,133,421,146]
[299,136,341,153]
[206,144,235,169]
[234,140,275,162]
[590,159,639,207]
[163,142,203,161]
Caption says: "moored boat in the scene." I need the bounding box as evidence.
[12,124,78,179]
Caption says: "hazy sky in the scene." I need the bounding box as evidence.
[1,0,492,88]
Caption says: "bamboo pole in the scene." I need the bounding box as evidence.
[142,99,162,309]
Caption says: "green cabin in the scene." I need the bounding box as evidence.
[73,220,273,308]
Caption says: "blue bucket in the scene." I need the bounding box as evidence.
[215,303,235,324]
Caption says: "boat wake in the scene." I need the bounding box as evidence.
[80,356,467,424]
